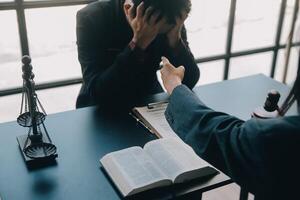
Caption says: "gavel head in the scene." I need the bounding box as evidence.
[264,90,281,112]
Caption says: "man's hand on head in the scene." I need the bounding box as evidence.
[166,11,188,48]
[125,2,168,50]
[160,56,185,95]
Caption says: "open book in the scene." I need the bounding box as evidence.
[100,138,218,197]
[132,102,177,138]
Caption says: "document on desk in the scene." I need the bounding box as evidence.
[132,102,178,138]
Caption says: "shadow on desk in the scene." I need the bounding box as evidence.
[25,159,58,171]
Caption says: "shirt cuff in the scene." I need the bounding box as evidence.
[128,41,147,63]
[166,85,206,123]
[169,84,205,106]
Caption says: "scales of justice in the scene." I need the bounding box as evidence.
[16,55,57,165]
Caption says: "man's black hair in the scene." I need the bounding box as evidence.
[131,0,191,24]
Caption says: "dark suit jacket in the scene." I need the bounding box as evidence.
[76,0,200,111]
[165,85,300,200]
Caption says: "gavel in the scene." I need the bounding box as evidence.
[252,90,281,119]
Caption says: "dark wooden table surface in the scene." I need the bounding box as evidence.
[0,74,296,200]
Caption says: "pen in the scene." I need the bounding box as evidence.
[147,101,168,109]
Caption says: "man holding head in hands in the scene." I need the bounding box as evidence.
[76,0,199,110]
[160,56,300,200]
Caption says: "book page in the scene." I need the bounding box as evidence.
[133,103,178,138]
[100,147,171,197]
[144,138,216,183]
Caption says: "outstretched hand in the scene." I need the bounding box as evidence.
[160,57,185,94]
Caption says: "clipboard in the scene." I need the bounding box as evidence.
[130,101,178,138]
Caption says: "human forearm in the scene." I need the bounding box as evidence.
[165,85,268,193]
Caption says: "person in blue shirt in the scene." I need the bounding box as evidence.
[160,56,300,200]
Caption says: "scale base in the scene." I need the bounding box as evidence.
[17,134,57,168]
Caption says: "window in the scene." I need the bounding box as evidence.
[0,11,22,90]
[232,0,282,52]
[275,47,300,85]
[197,61,225,85]
[280,0,300,45]
[0,0,299,97]
[186,0,230,58]
[0,84,81,122]
[25,5,84,84]
[229,52,273,79]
